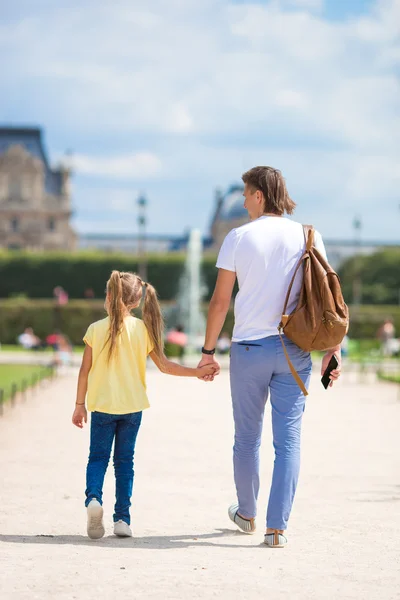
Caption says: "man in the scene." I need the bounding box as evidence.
[198,166,341,548]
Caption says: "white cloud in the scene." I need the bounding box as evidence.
[0,0,399,239]
[279,0,323,10]
[71,153,163,179]
[1,0,397,149]
[274,89,308,109]
[73,188,141,212]
[166,103,195,133]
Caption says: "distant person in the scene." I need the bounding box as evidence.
[72,271,217,540]
[56,334,73,367]
[84,288,95,299]
[46,331,60,351]
[53,286,69,306]
[198,166,342,548]
[166,325,188,359]
[17,328,44,351]
[217,331,231,355]
[377,319,396,357]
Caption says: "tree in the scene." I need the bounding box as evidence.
[338,248,400,305]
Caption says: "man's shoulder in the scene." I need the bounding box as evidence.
[228,220,255,238]
[234,217,303,237]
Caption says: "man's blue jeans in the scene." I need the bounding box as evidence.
[230,335,312,531]
[85,411,142,525]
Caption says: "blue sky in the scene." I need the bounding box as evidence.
[1,0,399,241]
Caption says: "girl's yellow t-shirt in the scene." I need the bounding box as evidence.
[84,315,153,415]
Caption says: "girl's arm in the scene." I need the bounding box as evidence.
[149,351,217,378]
[72,345,92,428]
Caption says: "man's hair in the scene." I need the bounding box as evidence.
[241,166,296,215]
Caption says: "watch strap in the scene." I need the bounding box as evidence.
[201,347,215,355]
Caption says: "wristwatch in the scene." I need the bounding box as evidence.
[201,347,216,355]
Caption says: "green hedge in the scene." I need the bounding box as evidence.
[0,299,398,346]
[0,299,107,345]
[0,251,219,301]
[0,299,233,346]
[2,248,399,307]
[347,306,400,339]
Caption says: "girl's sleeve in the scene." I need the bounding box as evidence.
[83,324,94,347]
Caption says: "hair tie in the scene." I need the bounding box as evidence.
[143,281,148,288]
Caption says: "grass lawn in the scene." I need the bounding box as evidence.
[378,372,400,384]
[0,344,84,354]
[0,364,53,402]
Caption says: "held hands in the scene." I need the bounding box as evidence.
[321,350,342,387]
[72,405,87,428]
[196,354,221,382]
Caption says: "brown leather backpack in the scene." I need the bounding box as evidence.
[278,225,349,396]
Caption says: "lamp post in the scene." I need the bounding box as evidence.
[352,215,362,306]
[137,193,148,282]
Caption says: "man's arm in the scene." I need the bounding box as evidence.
[198,268,236,377]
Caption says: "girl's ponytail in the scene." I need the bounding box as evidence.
[106,270,125,362]
[142,283,164,359]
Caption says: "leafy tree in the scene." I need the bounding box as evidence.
[338,249,400,305]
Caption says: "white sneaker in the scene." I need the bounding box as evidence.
[87,499,105,540]
[228,503,256,534]
[113,520,132,537]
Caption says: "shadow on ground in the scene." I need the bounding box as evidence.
[353,484,400,503]
[0,529,268,550]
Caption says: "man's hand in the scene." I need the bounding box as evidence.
[196,363,219,380]
[197,354,221,382]
[321,350,341,387]
[72,405,87,428]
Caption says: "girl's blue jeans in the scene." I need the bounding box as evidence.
[85,411,142,525]
[230,335,312,531]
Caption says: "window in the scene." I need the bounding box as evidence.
[11,217,19,232]
[48,218,56,232]
[9,178,22,200]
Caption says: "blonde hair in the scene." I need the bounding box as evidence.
[105,270,164,362]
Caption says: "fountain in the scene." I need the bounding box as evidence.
[176,229,206,352]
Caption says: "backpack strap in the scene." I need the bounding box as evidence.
[278,333,309,396]
[303,224,315,252]
[281,225,315,317]
[281,254,307,317]
[277,224,315,398]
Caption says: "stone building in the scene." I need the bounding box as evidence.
[210,184,247,249]
[0,127,76,251]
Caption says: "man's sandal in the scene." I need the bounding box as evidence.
[264,530,287,548]
[228,503,256,534]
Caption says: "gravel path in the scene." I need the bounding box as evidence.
[0,369,399,600]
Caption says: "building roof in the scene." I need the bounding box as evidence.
[219,184,247,220]
[0,126,63,195]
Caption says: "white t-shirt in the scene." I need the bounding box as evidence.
[216,216,328,342]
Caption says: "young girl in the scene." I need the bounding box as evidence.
[72,270,217,540]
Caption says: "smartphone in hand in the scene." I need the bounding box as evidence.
[321,354,339,389]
